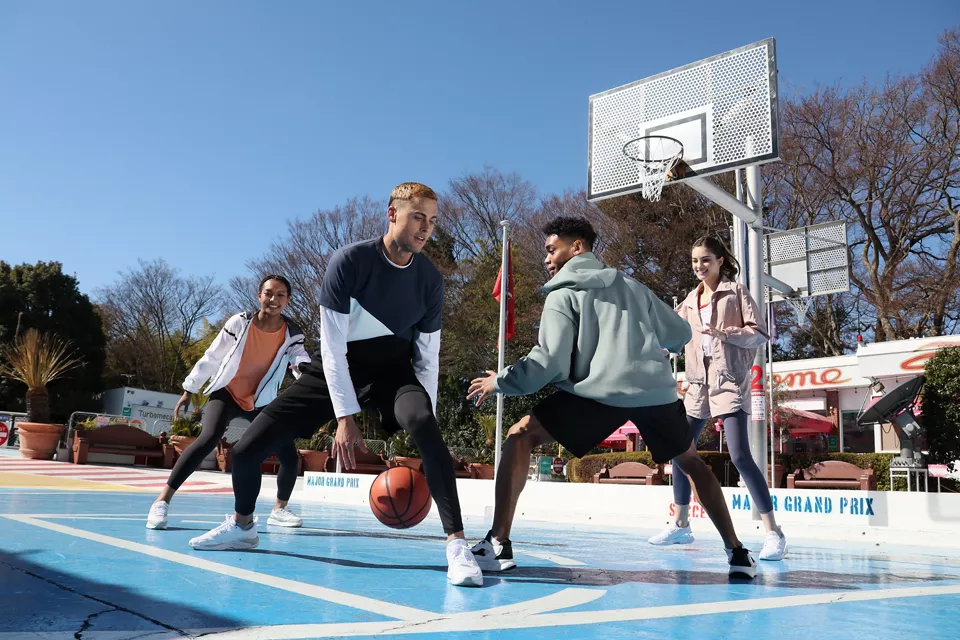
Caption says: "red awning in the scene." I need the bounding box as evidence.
[599,422,640,448]
[619,421,640,435]
[775,406,834,435]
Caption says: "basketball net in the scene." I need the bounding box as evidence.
[622,136,684,202]
[786,297,812,325]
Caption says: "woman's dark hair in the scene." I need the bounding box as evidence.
[259,275,292,297]
[692,236,739,281]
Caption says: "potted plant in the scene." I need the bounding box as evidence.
[167,393,208,457]
[75,417,99,433]
[388,430,422,471]
[468,415,497,479]
[296,424,333,473]
[0,328,81,459]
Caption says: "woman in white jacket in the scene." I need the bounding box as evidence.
[146,275,310,530]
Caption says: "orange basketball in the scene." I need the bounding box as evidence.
[369,467,433,529]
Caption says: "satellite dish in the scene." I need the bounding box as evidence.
[858,376,925,467]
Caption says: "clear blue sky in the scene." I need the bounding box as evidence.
[1,1,954,296]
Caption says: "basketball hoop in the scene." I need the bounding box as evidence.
[785,296,812,325]
[622,135,684,202]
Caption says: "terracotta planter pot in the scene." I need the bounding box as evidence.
[168,435,197,457]
[392,456,423,472]
[17,422,64,460]
[468,463,495,480]
[299,449,329,473]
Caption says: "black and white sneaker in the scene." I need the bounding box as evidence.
[471,531,517,572]
[726,546,758,579]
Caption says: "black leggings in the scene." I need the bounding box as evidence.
[231,373,464,534]
[165,389,299,503]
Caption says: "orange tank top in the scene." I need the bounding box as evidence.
[225,321,286,411]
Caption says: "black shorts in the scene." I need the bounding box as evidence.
[259,365,426,438]
[532,391,692,462]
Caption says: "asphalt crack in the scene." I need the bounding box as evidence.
[75,607,116,639]
[1,558,190,638]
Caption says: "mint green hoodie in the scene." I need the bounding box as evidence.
[494,253,692,408]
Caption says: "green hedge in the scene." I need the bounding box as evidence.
[567,451,655,483]
[566,451,899,491]
[568,451,730,485]
[783,453,896,491]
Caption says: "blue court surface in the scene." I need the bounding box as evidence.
[3,485,960,640]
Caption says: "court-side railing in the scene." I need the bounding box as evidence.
[149,419,172,436]
[364,439,387,456]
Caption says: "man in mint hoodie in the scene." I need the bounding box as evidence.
[467,216,757,579]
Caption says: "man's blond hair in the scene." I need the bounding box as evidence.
[389,182,438,207]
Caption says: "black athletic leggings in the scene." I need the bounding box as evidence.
[165,389,299,502]
[231,374,464,535]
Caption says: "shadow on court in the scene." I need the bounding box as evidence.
[244,548,958,590]
[0,549,242,637]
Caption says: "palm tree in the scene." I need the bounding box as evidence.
[0,328,81,423]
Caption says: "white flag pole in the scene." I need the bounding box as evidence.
[494,221,510,479]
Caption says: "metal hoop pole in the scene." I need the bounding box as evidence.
[746,161,767,521]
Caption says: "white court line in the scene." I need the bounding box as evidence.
[462,587,604,616]
[193,582,960,639]
[4,515,435,622]
[518,550,585,566]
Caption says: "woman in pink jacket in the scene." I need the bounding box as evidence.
[649,236,786,561]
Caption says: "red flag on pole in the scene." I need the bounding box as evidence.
[492,241,515,340]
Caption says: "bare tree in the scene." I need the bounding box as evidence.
[917,28,960,336]
[590,181,731,301]
[230,196,387,342]
[442,166,538,262]
[766,28,960,344]
[433,169,544,376]
[98,259,223,392]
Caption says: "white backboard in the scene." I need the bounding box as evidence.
[588,38,780,201]
[764,220,850,302]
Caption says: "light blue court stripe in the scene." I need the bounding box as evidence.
[5,486,960,639]
[186,582,960,638]
[4,515,435,622]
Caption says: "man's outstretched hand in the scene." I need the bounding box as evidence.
[467,370,498,407]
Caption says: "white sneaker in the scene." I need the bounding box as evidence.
[759,528,787,561]
[446,538,483,587]
[146,501,168,530]
[189,515,259,551]
[648,523,694,546]
[726,546,758,579]
[471,532,517,572]
[267,507,303,528]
